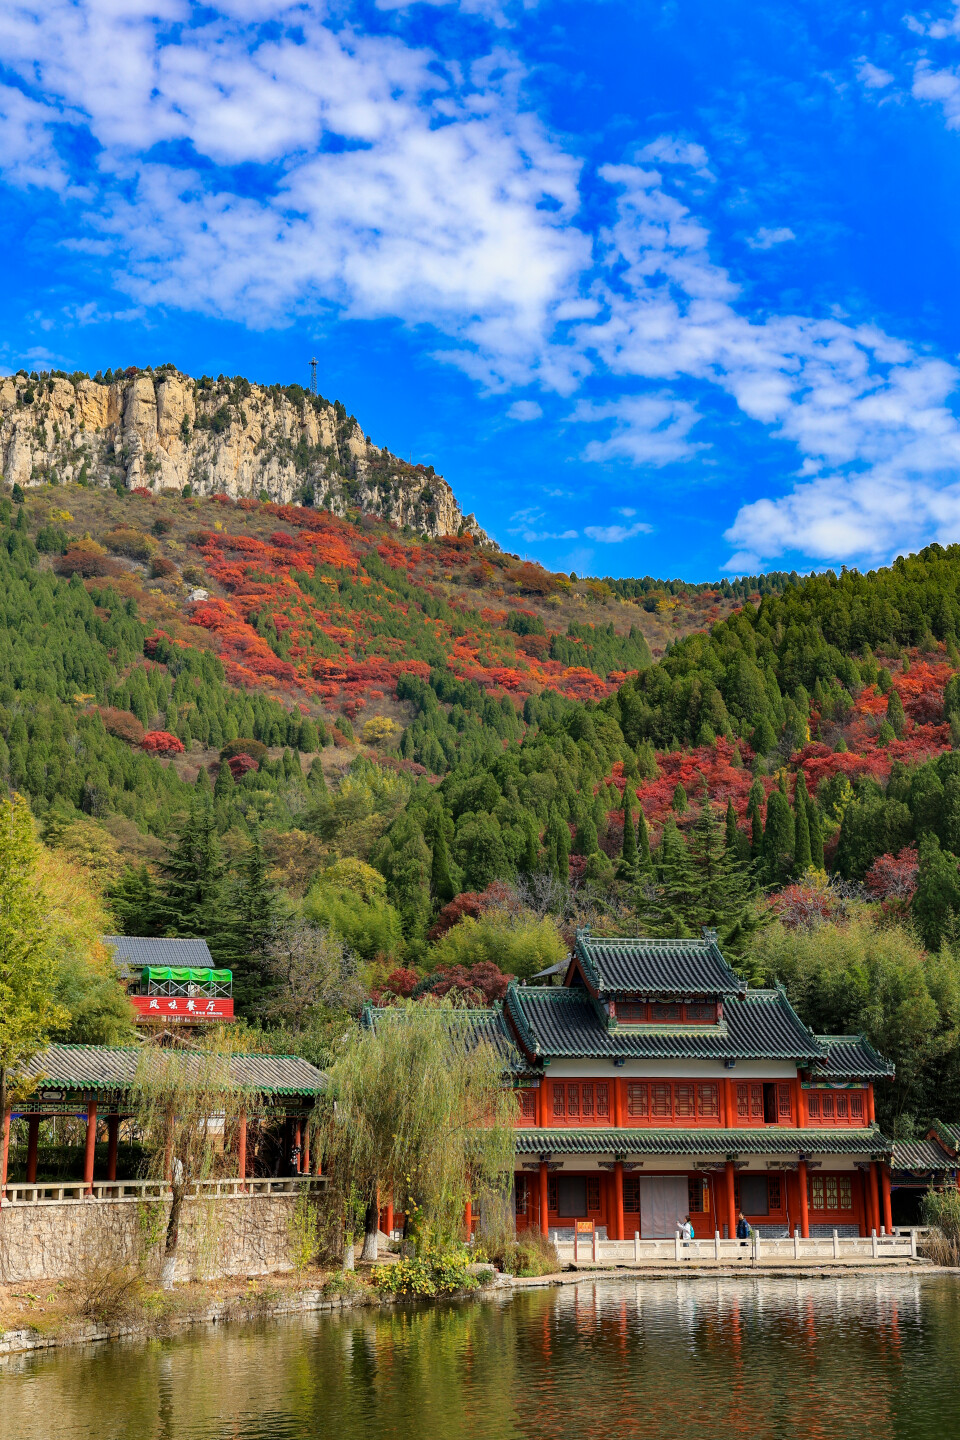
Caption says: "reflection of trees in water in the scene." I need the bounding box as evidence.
[0,1279,956,1440]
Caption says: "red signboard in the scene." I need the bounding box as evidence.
[132,995,234,1022]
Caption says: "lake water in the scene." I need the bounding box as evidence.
[1,1276,957,1440]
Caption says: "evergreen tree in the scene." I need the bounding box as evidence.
[912,836,960,951]
[621,787,637,868]
[519,813,540,876]
[220,833,282,1010]
[430,825,457,907]
[761,790,794,885]
[672,782,688,815]
[108,864,162,935]
[808,800,825,870]
[154,797,225,940]
[214,757,235,799]
[636,806,652,872]
[887,689,906,739]
[793,772,812,874]
[724,799,738,851]
[573,814,599,856]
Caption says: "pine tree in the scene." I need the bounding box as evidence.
[793,772,812,874]
[672,782,688,815]
[808,801,825,870]
[430,825,457,906]
[912,836,960,950]
[519,813,540,876]
[636,806,652,872]
[154,797,225,940]
[621,787,637,868]
[214,757,235,799]
[887,689,906,739]
[108,864,162,935]
[762,790,795,885]
[221,833,281,1010]
[724,799,738,851]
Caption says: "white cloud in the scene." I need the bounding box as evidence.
[507,399,543,420]
[614,506,636,516]
[746,226,795,250]
[583,521,652,542]
[572,393,702,466]
[856,59,895,89]
[636,135,713,176]
[912,59,960,127]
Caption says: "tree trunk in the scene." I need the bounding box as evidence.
[343,1238,355,1272]
[160,1184,185,1290]
[361,1191,380,1261]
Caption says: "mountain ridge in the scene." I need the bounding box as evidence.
[0,364,491,545]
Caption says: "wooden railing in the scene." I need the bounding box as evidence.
[1,1175,326,1206]
[555,1227,923,1266]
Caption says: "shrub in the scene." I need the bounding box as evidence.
[55,546,121,578]
[921,1188,960,1265]
[98,707,146,746]
[221,737,268,764]
[483,1227,559,1278]
[361,715,401,746]
[150,555,178,579]
[104,527,157,561]
[371,1244,479,1297]
[227,752,259,777]
[142,730,185,755]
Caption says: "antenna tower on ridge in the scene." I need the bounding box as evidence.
[309,357,317,396]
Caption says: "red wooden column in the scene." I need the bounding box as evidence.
[613,1161,625,1241]
[106,1115,120,1182]
[868,1162,881,1234]
[797,1160,810,1238]
[83,1099,98,1196]
[385,1198,394,1238]
[538,1161,549,1238]
[724,1160,736,1239]
[794,1080,805,1127]
[867,1085,876,1125]
[1,1107,11,1191]
[303,1124,311,1176]
[464,1199,473,1239]
[880,1167,893,1234]
[612,1077,624,1129]
[238,1109,247,1189]
[26,1115,41,1184]
[723,1078,736,1131]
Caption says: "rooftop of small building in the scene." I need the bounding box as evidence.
[514,1126,892,1158]
[105,935,216,977]
[23,1043,327,1097]
[807,1033,895,1081]
[890,1136,957,1173]
[570,929,746,1001]
[504,982,824,1065]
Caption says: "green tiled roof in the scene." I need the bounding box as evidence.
[808,1034,894,1081]
[891,1138,956,1173]
[25,1044,327,1096]
[514,1127,891,1158]
[931,1121,960,1156]
[573,931,746,1000]
[505,984,822,1063]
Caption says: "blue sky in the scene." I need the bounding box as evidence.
[3,2,960,581]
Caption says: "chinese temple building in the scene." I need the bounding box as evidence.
[108,936,234,1024]
[497,930,899,1241]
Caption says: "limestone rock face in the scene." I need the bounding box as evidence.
[0,368,492,544]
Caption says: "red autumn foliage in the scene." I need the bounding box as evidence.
[141,730,185,754]
[864,847,919,900]
[98,707,146,745]
[227,752,259,777]
[427,891,486,942]
[417,962,513,1005]
[55,547,122,579]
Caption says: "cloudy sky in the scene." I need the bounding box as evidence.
[3,1,960,580]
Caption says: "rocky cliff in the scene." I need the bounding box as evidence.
[0,366,490,543]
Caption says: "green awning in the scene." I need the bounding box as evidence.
[144,966,172,981]
[143,966,232,984]
[210,969,232,984]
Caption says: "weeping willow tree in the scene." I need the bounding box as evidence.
[130,1039,262,1288]
[319,999,517,1261]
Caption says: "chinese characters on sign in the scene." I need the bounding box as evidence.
[132,996,234,1021]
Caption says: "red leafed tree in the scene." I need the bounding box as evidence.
[864,847,919,900]
[227,752,259,777]
[142,730,185,754]
[98,707,146,745]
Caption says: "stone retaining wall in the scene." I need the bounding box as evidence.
[0,1193,303,1285]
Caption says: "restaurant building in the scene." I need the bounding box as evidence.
[499,930,897,1241]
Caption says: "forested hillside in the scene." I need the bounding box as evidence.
[4,477,960,1134]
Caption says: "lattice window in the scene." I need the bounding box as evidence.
[822,1093,835,1119]
[850,1092,864,1120]
[807,1091,821,1119]
[518,1089,536,1122]
[686,1003,716,1023]
[825,1177,838,1210]
[839,1177,853,1209]
[515,1176,528,1215]
[651,1003,683,1022]
[675,1084,696,1118]
[581,1085,594,1118]
[736,1083,750,1119]
[618,1002,648,1022]
[552,1084,565,1118]
[596,1083,609,1118]
[697,1084,719,1119]
[836,1094,849,1120]
[623,1176,641,1213]
[652,1083,672,1117]
[627,1083,648,1117]
[768,1178,782,1211]
[777,1084,792,1120]
[548,1178,558,1213]
[586,1178,600,1212]
[810,1176,825,1209]
[688,1177,707,1213]
[567,1085,580,1117]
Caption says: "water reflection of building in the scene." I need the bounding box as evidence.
[501,930,901,1240]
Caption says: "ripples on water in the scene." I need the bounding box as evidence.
[1,1277,957,1440]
